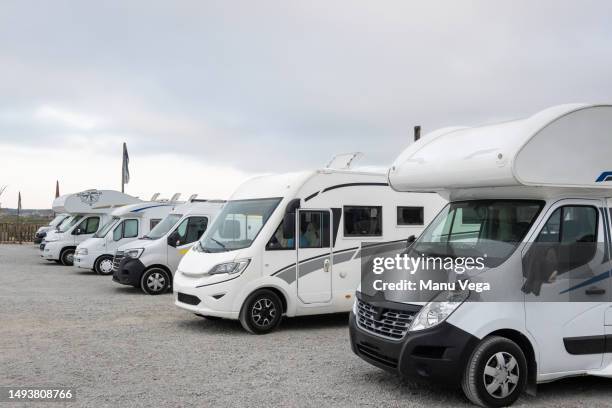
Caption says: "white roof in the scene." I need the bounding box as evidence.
[389,104,612,194]
[52,189,142,214]
[168,199,226,216]
[110,202,175,218]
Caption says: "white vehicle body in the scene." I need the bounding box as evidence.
[39,190,142,265]
[112,200,224,294]
[73,202,174,274]
[349,104,612,407]
[33,213,70,243]
[173,159,446,331]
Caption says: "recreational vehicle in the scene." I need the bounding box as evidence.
[39,190,142,266]
[33,213,70,244]
[74,201,175,275]
[349,104,612,407]
[173,155,446,333]
[112,199,225,295]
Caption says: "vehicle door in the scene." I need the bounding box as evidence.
[73,216,100,244]
[167,216,209,272]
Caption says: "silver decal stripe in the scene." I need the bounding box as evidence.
[275,248,358,284]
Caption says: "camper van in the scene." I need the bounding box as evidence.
[33,213,70,244]
[173,155,446,333]
[40,190,142,266]
[349,104,612,407]
[112,199,225,295]
[73,202,175,275]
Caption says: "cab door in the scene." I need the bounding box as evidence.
[296,209,333,304]
[167,216,209,272]
[523,199,610,374]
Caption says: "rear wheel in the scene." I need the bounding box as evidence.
[461,336,527,407]
[239,289,283,334]
[94,255,114,275]
[140,267,170,295]
[60,248,75,266]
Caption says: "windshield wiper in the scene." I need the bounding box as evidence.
[209,237,228,251]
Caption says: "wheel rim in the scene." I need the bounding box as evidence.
[146,271,166,292]
[251,298,276,328]
[66,252,74,263]
[99,259,113,274]
[483,351,519,399]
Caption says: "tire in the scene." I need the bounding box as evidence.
[54,260,62,264]
[60,248,75,266]
[94,255,114,275]
[140,267,170,295]
[461,336,528,407]
[239,289,283,334]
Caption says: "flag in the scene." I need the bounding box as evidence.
[17,191,21,216]
[55,180,60,198]
[122,142,130,192]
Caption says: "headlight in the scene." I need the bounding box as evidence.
[125,248,144,259]
[409,289,469,332]
[208,259,250,275]
[76,248,88,256]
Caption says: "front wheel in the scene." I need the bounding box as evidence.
[239,289,283,334]
[140,268,170,295]
[461,336,528,407]
[60,248,75,266]
[94,255,114,275]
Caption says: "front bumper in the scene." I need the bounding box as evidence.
[349,303,479,386]
[173,272,241,319]
[74,252,97,269]
[112,257,147,287]
[40,241,62,261]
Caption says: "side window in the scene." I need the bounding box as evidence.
[85,217,100,234]
[299,211,330,248]
[397,206,424,226]
[343,206,382,237]
[266,220,296,250]
[185,217,208,244]
[113,222,122,241]
[123,219,138,239]
[150,219,161,230]
[525,206,598,285]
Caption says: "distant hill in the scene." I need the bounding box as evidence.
[0,208,54,222]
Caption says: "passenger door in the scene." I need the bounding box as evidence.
[523,199,609,374]
[167,216,209,272]
[73,216,100,244]
[296,209,333,304]
[111,219,139,250]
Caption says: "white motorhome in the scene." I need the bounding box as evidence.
[33,213,70,244]
[40,190,142,266]
[74,201,175,275]
[173,155,446,333]
[349,104,612,407]
[112,199,225,295]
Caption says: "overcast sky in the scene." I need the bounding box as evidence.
[1,0,612,208]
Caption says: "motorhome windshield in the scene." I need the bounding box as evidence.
[410,200,544,267]
[199,198,281,253]
[94,217,120,238]
[49,215,68,227]
[146,214,183,239]
[59,215,83,232]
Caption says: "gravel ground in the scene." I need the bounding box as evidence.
[1,244,612,407]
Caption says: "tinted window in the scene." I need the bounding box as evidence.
[397,206,424,225]
[299,211,330,248]
[150,219,161,230]
[113,223,122,241]
[123,219,138,238]
[77,217,100,234]
[175,216,208,245]
[266,220,296,250]
[344,206,382,237]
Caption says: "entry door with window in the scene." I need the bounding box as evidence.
[167,216,208,272]
[523,199,610,374]
[296,209,332,304]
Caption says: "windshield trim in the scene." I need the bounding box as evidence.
[200,197,283,253]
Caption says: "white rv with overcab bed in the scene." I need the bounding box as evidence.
[349,104,612,407]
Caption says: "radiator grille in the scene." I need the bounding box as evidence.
[356,299,416,340]
[112,251,124,272]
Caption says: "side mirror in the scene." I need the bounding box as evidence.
[167,231,181,247]
[282,213,296,239]
[75,228,82,235]
[406,235,416,247]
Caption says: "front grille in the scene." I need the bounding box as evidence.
[177,292,201,306]
[39,243,46,251]
[356,299,416,340]
[112,251,124,272]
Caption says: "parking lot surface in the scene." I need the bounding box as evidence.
[1,245,612,407]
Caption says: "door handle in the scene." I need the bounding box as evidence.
[585,286,606,296]
[323,258,330,273]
